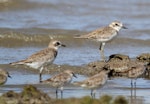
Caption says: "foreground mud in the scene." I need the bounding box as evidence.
[0,85,128,104]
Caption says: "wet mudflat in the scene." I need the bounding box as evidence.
[0,0,150,104]
[0,59,149,104]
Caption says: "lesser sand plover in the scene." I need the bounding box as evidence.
[0,69,11,85]
[127,61,146,87]
[73,70,109,98]
[41,70,77,99]
[10,40,66,82]
[75,21,127,61]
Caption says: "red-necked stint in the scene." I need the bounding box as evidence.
[73,70,109,98]
[41,70,77,99]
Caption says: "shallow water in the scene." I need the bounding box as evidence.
[0,0,150,104]
[1,69,150,104]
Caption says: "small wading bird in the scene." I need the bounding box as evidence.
[0,69,11,85]
[73,69,109,98]
[75,21,127,61]
[127,62,146,87]
[41,70,77,99]
[10,40,66,82]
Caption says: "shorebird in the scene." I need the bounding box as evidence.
[10,40,66,82]
[75,21,127,61]
[127,61,146,87]
[73,70,109,98]
[0,69,11,85]
[41,70,77,99]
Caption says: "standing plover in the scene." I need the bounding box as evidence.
[0,69,11,85]
[10,40,66,82]
[41,70,77,99]
[73,70,109,98]
[127,61,146,87]
[75,21,127,61]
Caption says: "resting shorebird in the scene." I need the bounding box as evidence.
[75,21,127,61]
[127,61,146,87]
[0,69,11,85]
[73,70,109,98]
[10,40,66,82]
[41,70,77,99]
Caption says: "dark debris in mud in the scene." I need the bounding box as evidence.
[0,85,128,104]
[0,85,52,104]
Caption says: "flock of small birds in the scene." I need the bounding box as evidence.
[0,21,147,99]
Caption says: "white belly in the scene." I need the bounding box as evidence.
[97,33,118,42]
[26,62,44,69]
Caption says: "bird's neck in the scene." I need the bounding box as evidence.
[48,46,58,50]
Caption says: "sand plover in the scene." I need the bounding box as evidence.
[73,70,109,98]
[127,61,146,87]
[10,40,66,82]
[0,69,11,85]
[41,70,77,99]
[75,21,127,61]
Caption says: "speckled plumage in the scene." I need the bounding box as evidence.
[73,70,108,98]
[75,21,127,61]
[10,40,66,82]
[42,70,77,98]
[0,69,11,85]
[127,61,146,87]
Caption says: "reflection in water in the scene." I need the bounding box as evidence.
[129,82,145,104]
[130,84,137,104]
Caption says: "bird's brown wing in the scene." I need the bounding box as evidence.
[10,48,57,65]
[76,26,116,40]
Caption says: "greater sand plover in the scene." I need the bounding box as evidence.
[75,21,127,61]
[73,70,109,98]
[10,40,66,82]
[41,70,77,99]
[0,69,11,85]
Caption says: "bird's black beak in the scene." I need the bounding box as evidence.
[7,72,12,78]
[61,44,66,47]
[122,26,127,29]
[72,73,77,78]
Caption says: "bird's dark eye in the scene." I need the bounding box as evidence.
[56,42,60,46]
[115,23,119,26]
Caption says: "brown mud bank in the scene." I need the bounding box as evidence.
[5,53,150,78]
[0,85,128,104]
[45,53,150,79]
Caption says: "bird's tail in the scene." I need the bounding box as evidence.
[9,60,26,65]
[40,78,52,84]
[74,34,89,39]
[72,81,83,86]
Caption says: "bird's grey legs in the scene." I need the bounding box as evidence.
[91,89,96,99]
[39,67,44,82]
[131,79,133,87]
[131,79,136,88]
[99,42,106,61]
[56,88,58,99]
[55,87,63,99]
[60,87,63,99]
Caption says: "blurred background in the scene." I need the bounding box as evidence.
[0,0,149,65]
